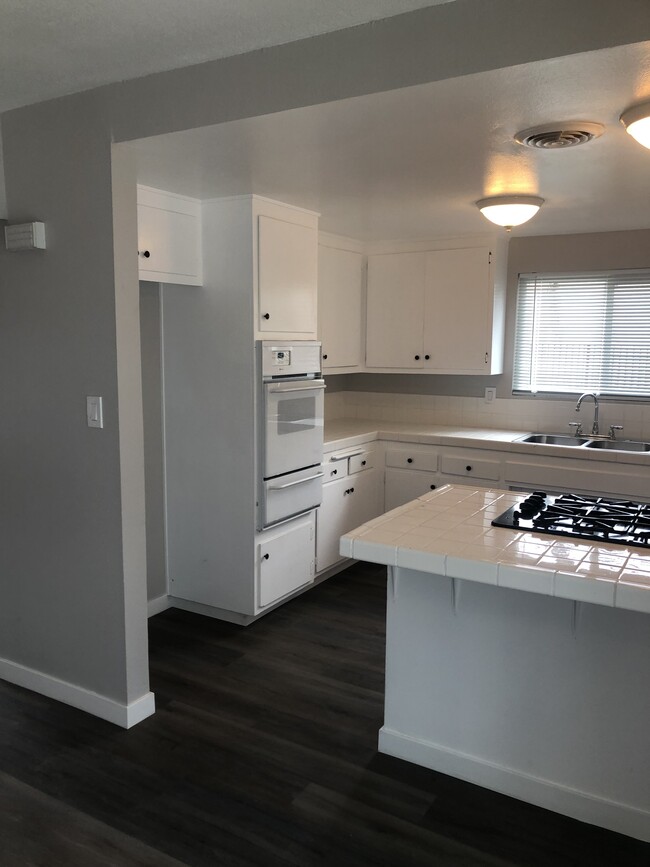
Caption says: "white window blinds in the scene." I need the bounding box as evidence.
[513,270,650,396]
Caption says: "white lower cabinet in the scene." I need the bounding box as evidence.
[257,512,316,609]
[384,468,443,511]
[316,466,383,573]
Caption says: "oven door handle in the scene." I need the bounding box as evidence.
[268,472,324,490]
[267,380,326,394]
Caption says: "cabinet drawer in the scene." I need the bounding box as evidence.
[385,449,439,472]
[349,449,375,474]
[322,460,348,482]
[440,454,500,481]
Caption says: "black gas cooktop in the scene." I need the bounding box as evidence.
[492,492,650,549]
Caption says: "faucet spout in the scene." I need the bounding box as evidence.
[576,392,600,436]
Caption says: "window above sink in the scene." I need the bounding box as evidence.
[513,269,650,398]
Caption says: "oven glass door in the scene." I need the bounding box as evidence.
[263,379,325,479]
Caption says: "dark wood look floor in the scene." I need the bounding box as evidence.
[1,563,648,866]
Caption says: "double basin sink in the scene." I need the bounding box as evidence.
[516,433,650,453]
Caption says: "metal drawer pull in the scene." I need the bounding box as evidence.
[466,465,472,472]
[268,472,324,490]
[329,449,363,461]
[269,383,326,394]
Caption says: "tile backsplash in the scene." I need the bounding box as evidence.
[325,390,650,441]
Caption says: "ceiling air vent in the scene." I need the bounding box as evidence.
[515,122,604,149]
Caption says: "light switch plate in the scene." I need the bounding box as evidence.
[484,387,496,404]
[86,396,103,428]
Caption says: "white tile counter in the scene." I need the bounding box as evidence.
[341,484,650,614]
[342,484,650,842]
[325,417,650,466]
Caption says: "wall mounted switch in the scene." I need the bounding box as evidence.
[86,396,103,428]
[484,387,496,404]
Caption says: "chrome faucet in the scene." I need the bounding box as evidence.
[575,392,600,436]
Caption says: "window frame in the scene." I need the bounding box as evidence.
[511,268,650,402]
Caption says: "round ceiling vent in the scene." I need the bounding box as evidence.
[514,121,604,149]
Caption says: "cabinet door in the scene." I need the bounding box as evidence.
[318,245,363,369]
[384,468,440,511]
[257,512,315,608]
[316,469,383,573]
[258,216,318,335]
[366,253,426,368]
[423,247,491,372]
[137,197,202,286]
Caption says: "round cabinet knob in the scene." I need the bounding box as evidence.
[361,460,366,466]
[263,553,270,560]
[414,355,420,360]
[424,354,430,360]
[332,469,337,475]
[430,484,437,490]
[323,354,328,360]
[349,487,354,493]
[263,313,270,320]
[466,465,472,472]
[407,458,413,464]
[139,250,151,259]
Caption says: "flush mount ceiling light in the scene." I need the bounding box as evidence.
[475,195,544,231]
[620,101,650,149]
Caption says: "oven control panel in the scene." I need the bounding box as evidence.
[260,340,321,379]
[271,349,291,367]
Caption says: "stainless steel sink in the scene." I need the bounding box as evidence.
[516,434,590,446]
[585,440,650,452]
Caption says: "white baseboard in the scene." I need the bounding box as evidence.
[0,656,156,729]
[379,727,650,844]
[147,594,171,617]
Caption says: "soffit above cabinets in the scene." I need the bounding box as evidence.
[125,40,650,243]
[0,0,454,114]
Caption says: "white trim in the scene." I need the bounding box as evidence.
[318,231,366,254]
[147,594,171,617]
[379,727,650,843]
[0,656,155,729]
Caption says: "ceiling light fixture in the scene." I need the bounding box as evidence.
[620,101,650,149]
[475,195,544,231]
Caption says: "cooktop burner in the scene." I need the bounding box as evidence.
[492,492,650,548]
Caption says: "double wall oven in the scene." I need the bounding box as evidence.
[257,341,325,529]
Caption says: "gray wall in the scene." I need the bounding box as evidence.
[341,228,650,401]
[139,283,167,602]
[1,0,649,711]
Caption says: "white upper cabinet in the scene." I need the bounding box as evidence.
[137,185,202,286]
[366,252,427,369]
[365,239,506,374]
[258,215,318,335]
[318,237,364,372]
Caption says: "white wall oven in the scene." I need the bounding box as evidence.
[257,341,325,529]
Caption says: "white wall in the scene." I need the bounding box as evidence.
[1,0,649,720]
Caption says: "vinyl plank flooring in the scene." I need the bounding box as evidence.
[0,562,648,866]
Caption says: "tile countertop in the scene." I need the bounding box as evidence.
[340,484,650,615]
[324,418,650,466]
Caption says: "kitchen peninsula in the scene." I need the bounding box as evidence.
[340,484,650,843]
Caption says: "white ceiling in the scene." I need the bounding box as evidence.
[125,41,650,242]
[0,0,453,114]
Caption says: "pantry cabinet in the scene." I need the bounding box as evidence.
[137,185,202,285]
[366,240,506,374]
[258,214,318,335]
[318,236,365,371]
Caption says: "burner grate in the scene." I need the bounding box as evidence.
[491,492,650,548]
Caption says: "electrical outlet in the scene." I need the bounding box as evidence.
[484,387,496,404]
